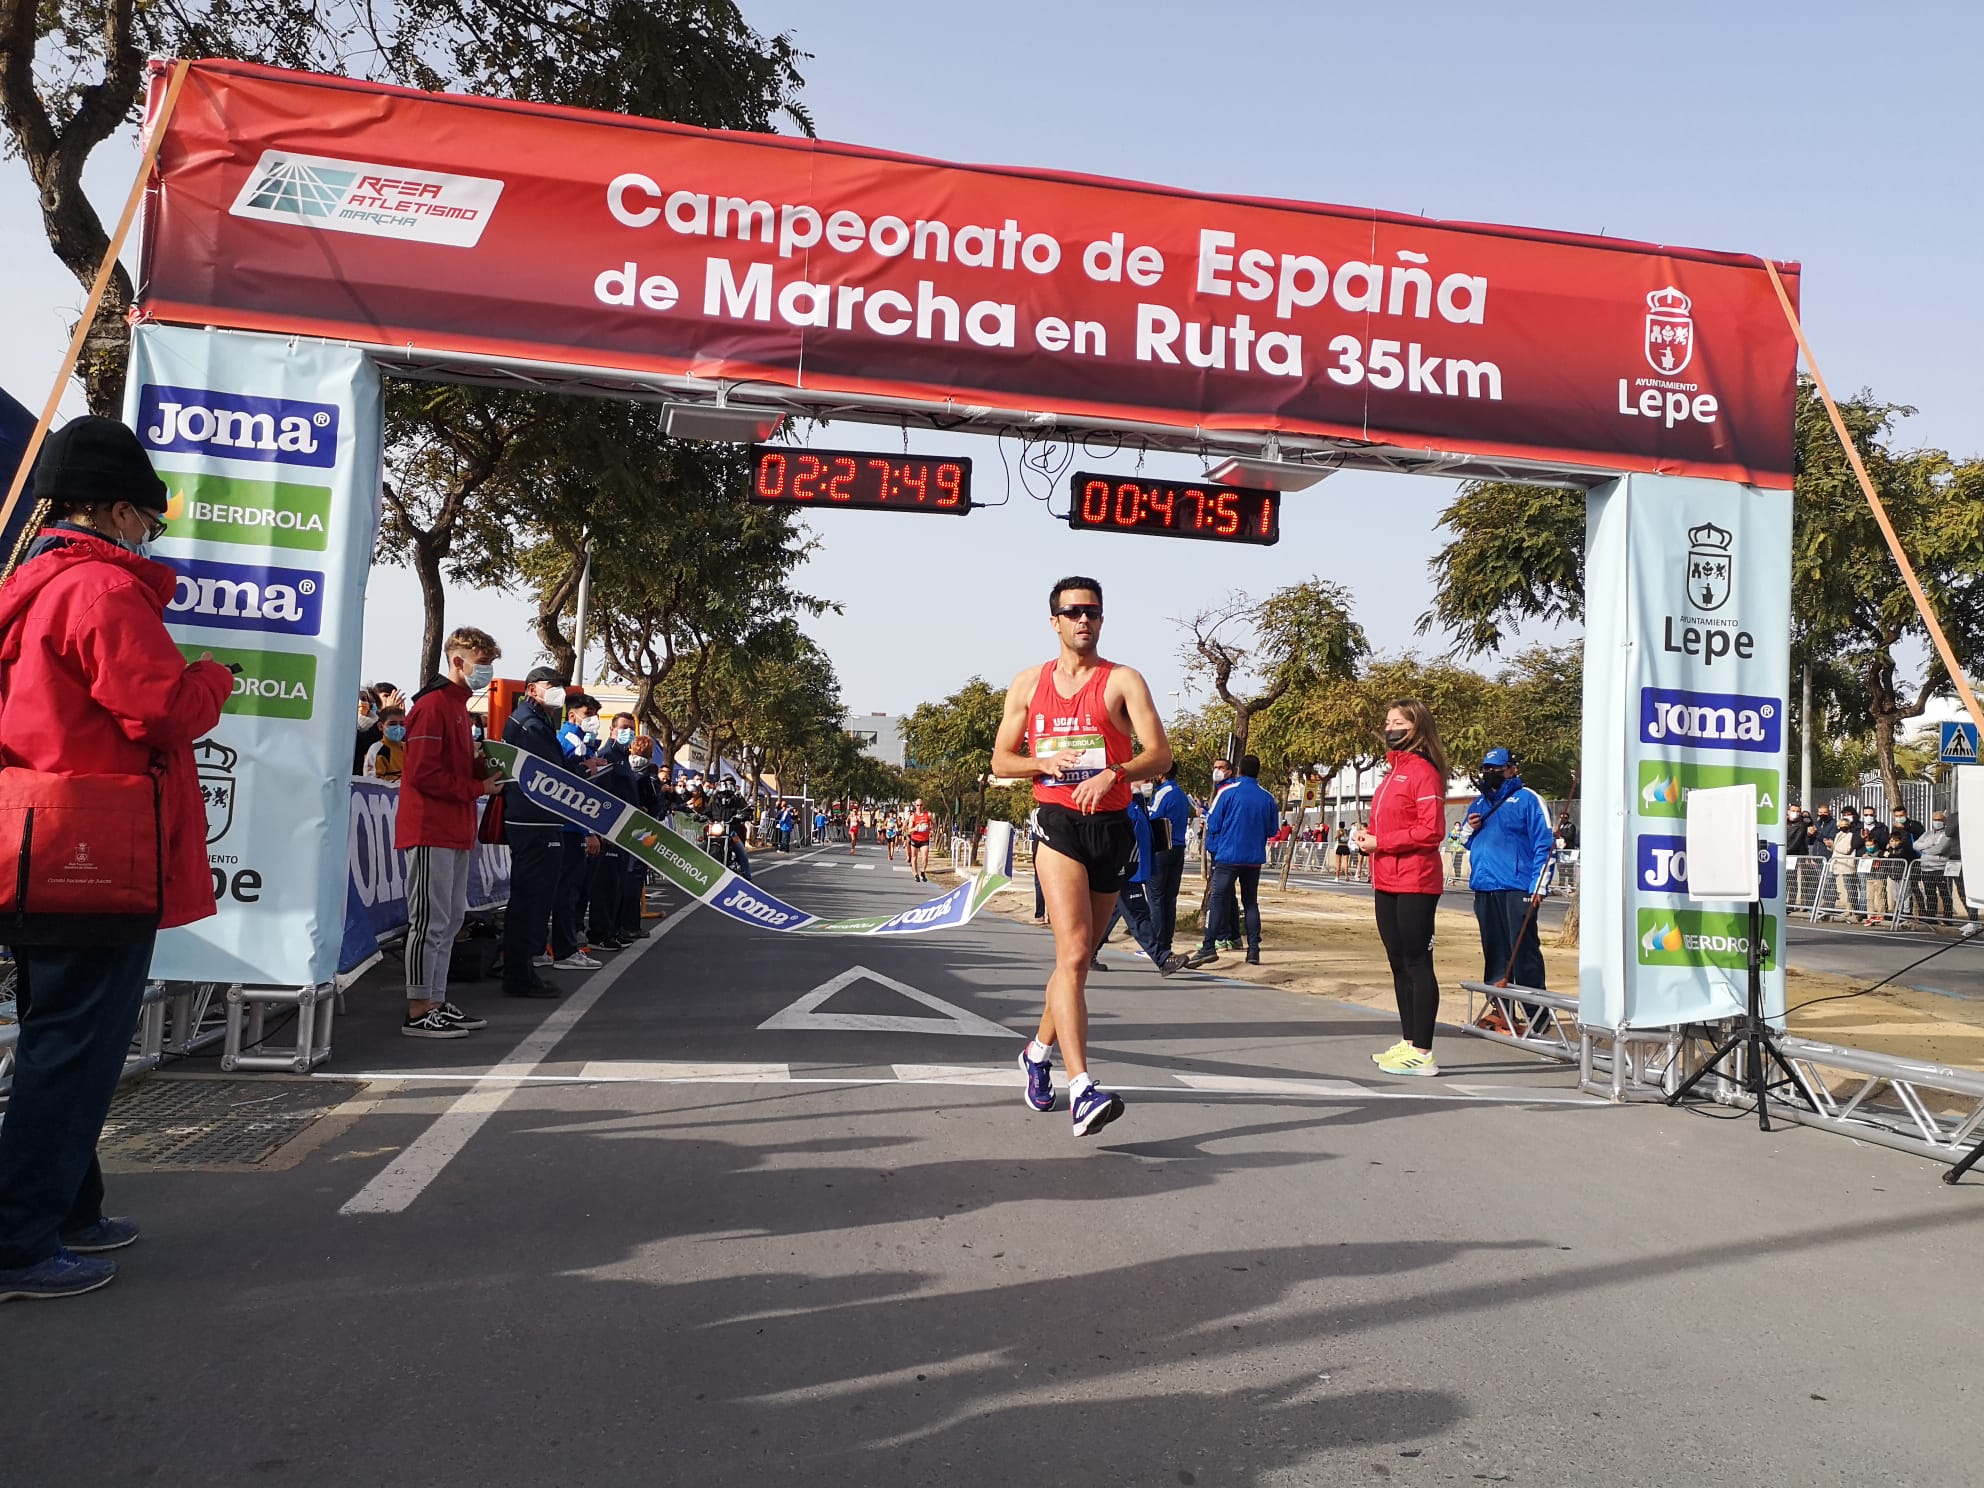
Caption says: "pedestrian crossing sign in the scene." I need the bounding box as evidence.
[1941,720,1980,765]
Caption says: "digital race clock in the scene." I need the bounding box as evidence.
[749,445,971,515]
[1066,472,1281,546]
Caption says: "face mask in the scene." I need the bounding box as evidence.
[1212,769,1228,782]
[385,724,406,742]
[582,717,602,736]
[630,755,651,771]
[465,662,495,691]
[615,728,634,746]
[471,726,485,742]
[1383,728,1410,749]
[539,686,566,710]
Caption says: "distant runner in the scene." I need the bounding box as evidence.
[991,576,1170,1138]
[848,802,864,854]
[908,798,935,882]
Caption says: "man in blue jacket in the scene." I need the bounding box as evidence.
[1464,747,1556,995]
[1184,754,1280,967]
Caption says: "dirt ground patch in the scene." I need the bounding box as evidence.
[966,867,1984,1071]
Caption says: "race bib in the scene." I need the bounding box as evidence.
[1038,731,1107,781]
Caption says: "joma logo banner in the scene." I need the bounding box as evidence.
[522,768,611,821]
[1638,687,1781,754]
[168,556,325,637]
[714,882,809,928]
[138,384,339,469]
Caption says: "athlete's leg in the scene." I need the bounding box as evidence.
[1033,846,1108,1077]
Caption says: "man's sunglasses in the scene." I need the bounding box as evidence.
[1053,604,1103,621]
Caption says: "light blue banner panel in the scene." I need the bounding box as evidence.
[1580,473,1792,1029]
[127,327,383,986]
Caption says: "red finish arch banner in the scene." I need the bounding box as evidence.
[138,61,1799,486]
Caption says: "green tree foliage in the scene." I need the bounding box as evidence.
[1163,701,1237,797]
[1417,380,1984,810]
[902,678,1005,832]
[1179,580,1367,760]
[1788,386,1984,813]
[1417,482,1587,655]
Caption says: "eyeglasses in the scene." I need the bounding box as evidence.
[1053,605,1103,621]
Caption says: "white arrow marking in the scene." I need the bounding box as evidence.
[758,965,1016,1038]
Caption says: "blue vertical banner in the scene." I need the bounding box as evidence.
[124,326,383,986]
[1580,474,1792,1028]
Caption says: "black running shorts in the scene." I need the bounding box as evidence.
[1034,803,1138,894]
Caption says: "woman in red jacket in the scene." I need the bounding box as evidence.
[1356,699,1453,1078]
[0,417,233,1302]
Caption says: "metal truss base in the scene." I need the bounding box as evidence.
[1461,980,1580,1060]
[1760,1037,1984,1166]
[1457,983,1984,1171]
[222,983,338,1074]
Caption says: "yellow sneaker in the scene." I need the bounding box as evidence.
[1376,1046,1440,1077]
[1370,1039,1411,1065]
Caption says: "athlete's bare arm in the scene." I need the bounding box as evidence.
[1066,665,1173,812]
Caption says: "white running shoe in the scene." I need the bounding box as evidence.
[552,952,601,970]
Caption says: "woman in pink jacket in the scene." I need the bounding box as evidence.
[1356,700,1453,1077]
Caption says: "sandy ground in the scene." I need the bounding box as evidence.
[957,861,1984,1071]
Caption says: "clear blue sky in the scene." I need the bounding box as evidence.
[3,0,1979,712]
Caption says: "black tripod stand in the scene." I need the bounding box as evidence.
[1665,893,1818,1132]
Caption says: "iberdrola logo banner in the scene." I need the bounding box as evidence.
[481,743,1012,936]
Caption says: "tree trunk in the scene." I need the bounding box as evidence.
[412,537,448,681]
[532,547,585,681]
[1557,885,1581,948]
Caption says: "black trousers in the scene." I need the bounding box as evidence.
[1149,847,1187,955]
[0,935,156,1267]
[1375,891,1441,1049]
[1101,882,1168,962]
[1474,888,1546,988]
[1201,863,1261,952]
[502,826,562,984]
[555,832,593,956]
[587,848,626,941]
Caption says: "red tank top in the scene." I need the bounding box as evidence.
[1027,660,1134,812]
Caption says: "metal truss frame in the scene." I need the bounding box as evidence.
[325,335,1615,491]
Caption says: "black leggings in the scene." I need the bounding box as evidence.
[1374,890,1441,1050]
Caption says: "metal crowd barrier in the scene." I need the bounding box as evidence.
[1789,856,1978,932]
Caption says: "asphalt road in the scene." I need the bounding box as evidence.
[6,842,1982,1486]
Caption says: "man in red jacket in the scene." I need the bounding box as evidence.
[0,417,234,1301]
[396,625,504,1038]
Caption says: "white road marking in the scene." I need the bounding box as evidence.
[1174,1072,1374,1097]
[758,965,1017,1038]
[339,900,700,1216]
[321,1064,1606,1105]
[894,1062,1024,1086]
[851,864,877,871]
[576,1060,790,1082]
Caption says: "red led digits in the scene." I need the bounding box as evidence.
[748,445,973,516]
[1065,471,1279,547]
[756,452,787,499]
[1213,491,1240,536]
[1114,482,1141,526]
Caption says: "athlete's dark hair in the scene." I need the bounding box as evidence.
[1048,576,1103,611]
[1239,755,1261,778]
